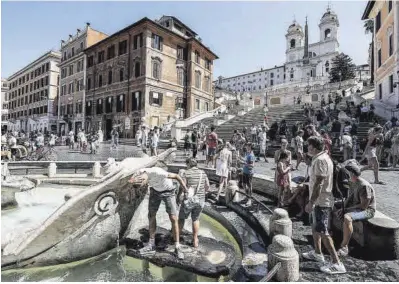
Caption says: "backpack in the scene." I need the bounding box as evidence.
[332,161,351,199]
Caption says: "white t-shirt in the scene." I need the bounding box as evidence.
[142,167,175,192]
[341,135,352,148]
[309,151,334,208]
[152,133,159,146]
[251,127,257,135]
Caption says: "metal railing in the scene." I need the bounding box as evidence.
[232,190,274,214]
[260,262,281,282]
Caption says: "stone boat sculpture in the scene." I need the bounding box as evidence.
[1,148,176,269]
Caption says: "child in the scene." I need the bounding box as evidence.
[276,152,292,207]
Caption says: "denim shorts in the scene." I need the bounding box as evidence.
[178,202,204,222]
[148,188,177,217]
[207,147,216,157]
[312,206,332,235]
[347,208,375,221]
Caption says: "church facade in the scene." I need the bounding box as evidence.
[216,8,341,91]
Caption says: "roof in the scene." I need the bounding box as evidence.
[84,17,218,59]
[361,0,376,20]
[160,15,198,36]
[217,65,285,81]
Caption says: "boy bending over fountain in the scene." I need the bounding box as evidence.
[129,167,188,260]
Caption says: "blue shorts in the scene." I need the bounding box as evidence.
[312,206,332,235]
[207,147,216,157]
[347,208,375,221]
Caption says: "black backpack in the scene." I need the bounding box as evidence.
[332,161,350,199]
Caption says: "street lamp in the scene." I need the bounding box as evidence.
[393,70,399,109]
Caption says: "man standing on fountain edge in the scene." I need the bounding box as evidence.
[302,136,346,274]
[129,167,189,260]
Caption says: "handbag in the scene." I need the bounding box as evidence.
[183,172,203,212]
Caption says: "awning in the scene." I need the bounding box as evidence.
[361,90,375,101]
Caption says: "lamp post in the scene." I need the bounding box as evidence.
[394,70,399,109]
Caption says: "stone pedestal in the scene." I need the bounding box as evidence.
[225,180,239,204]
[269,208,292,239]
[268,235,299,282]
[92,162,102,178]
[48,162,57,178]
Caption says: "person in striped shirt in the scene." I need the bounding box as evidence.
[177,158,210,248]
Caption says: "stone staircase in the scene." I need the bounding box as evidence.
[215,105,307,143]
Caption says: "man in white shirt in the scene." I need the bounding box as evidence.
[341,132,353,161]
[151,128,159,156]
[250,123,258,144]
[302,136,346,275]
[258,126,268,162]
[129,167,188,260]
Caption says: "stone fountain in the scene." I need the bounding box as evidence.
[1,163,36,209]
[1,149,175,270]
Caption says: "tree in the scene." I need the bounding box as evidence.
[364,19,374,84]
[329,53,356,83]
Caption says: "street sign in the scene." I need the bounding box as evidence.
[124,117,130,130]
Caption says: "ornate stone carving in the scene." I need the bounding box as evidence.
[269,208,292,238]
[94,191,119,216]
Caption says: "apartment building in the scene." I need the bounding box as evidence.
[362,0,399,107]
[84,16,218,138]
[58,23,108,135]
[7,51,61,133]
[1,79,9,131]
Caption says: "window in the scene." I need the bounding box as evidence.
[69,65,74,76]
[270,80,274,86]
[77,79,84,91]
[204,76,210,92]
[107,45,115,60]
[118,40,127,55]
[87,78,92,90]
[290,39,295,48]
[86,101,92,116]
[195,71,201,89]
[132,91,142,111]
[99,75,103,87]
[61,85,66,96]
[151,34,163,50]
[379,83,382,100]
[106,97,113,113]
[61,68,66,79]
[177,45,184,60]
[72,47,75,57]
[389,33,393,57]
[108,70,113,85]
[270,72,274,78]
[134,33,143,49]
[63,52,67,61]
[290,68,294,79]
[98,51,105,63]
[116,94,125,112]
[324,29,331,39]
[205,102,209,112]
[45,76,49,86]
[76,102,82,114]
[205,59,211,70]
[376,11,381,32]
[152,61,161,79]
[177,68,184,86]
[97,99,103,114]
[195,51,200,64]
[80,42,84,50]
[68,82,74,94]
[325,61,330,73]
[150,92,163,106]
[135,62,141,78]
[77,60,81,72]
[88,56,94,67]
[389,74,394,93]
[389,0,392,12]
[195,99,200,110]
[119,69,124,82]
[378,48,382,68]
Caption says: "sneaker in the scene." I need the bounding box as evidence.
[175,246,184,260]
[337,246,349,257]
[139,244,155,256]
[320,262,346,274]
[302,250,325,263]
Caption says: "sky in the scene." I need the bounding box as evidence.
[1,1,371,79]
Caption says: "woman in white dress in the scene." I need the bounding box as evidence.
[215,142,232,200]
